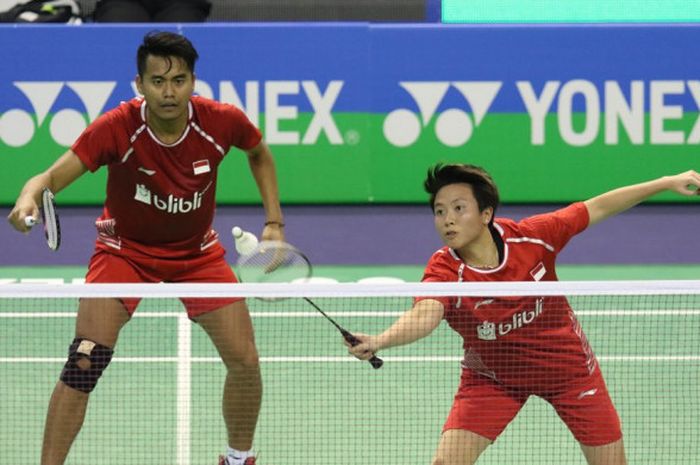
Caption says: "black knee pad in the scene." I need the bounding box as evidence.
[60,338,113,393]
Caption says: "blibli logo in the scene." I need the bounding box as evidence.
[476,298,544,341]
[477,321,497,341]
[383,81,502,147]
[134,183,208,214]
[0,81,116,147]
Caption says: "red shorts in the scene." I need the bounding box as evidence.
[85,245,242,318]
[443,368,622,447]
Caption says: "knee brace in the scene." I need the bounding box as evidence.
[60,338,113,393]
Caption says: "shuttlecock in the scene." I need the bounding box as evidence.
[232,226,259,255]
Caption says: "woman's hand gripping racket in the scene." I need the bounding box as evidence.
[24,187,61,251]
[235,236,383,369]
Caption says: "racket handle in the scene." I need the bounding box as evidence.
[341,330,384,369]
[24,216,36,228]
[368,355,384,369]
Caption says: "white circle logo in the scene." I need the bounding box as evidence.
[435,109,473,147]
[383,109,421,147]
[0,109,35,147]
[50,109,87,147]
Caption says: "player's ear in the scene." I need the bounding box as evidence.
[135,74,143,95]
[481,207,494,225]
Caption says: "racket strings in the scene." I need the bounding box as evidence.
[237,241,311,284]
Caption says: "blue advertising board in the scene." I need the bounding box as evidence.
[1,24,699,204]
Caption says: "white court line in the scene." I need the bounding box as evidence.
[1,355,698,363]
[2,310,700,318]
[253,310,700,317]
[0,357,178,363]
[176,314,191,465]
[576,310,700,316]
[0,312,180,318]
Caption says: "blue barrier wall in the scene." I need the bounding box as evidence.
[2,24,700,204]
[1,23,698,266]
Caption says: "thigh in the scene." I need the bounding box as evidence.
[93,0,151,22]
[547,370,623,447]
[443,369,526,442]
[195,300,258,367]
[175,249,243,318]
[75,298,130,348]
[85,250,149,315]
[153,0,211,22]
[433,429,492,465]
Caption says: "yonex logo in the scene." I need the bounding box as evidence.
[1,80,346,148]
[0,81,116,147]
[194,79,345,145]
[383,81,501,147]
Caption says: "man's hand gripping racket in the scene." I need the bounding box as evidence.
[235,234,383,369]
[24,187,61,251]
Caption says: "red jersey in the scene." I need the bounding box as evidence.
[419,203,597,391]
[72,96,262,258]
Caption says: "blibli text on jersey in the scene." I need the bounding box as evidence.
[133,182,210,214]
[476,298,544,341]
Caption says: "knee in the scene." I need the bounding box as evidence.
[222,345,260,373]
[60,338,113,393]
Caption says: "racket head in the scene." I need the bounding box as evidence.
[235,240,312,285]
[41,188,60,251]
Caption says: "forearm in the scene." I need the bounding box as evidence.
[584,176,672,226]
[376,300,444,350]
[17,172,53,204]
[19,150,86,200]
[247,144,283,223]
[8,151,86,232]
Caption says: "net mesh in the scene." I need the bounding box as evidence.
[1,281,698,464]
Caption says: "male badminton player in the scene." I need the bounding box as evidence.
[347,164,700,465]
[7,31,283,465]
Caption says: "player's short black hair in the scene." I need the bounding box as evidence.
[424,163,500,218]
[137,31,199,77]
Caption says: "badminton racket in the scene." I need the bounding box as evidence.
[24,187,61,251]
[236,239,383,369]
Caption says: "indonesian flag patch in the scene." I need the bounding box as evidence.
[192,159,211,175]
[530,262,546,281]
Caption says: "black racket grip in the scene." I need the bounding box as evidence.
[341,330,383,369]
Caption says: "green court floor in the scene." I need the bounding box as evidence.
[1,263,700,283]
[1,265,698,464]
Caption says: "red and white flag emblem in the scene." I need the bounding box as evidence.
[192,159,210,175]
[530,262,546,281]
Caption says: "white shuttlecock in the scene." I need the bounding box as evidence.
[232,226,259,255]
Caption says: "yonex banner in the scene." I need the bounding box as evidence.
[1,24,699,204]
